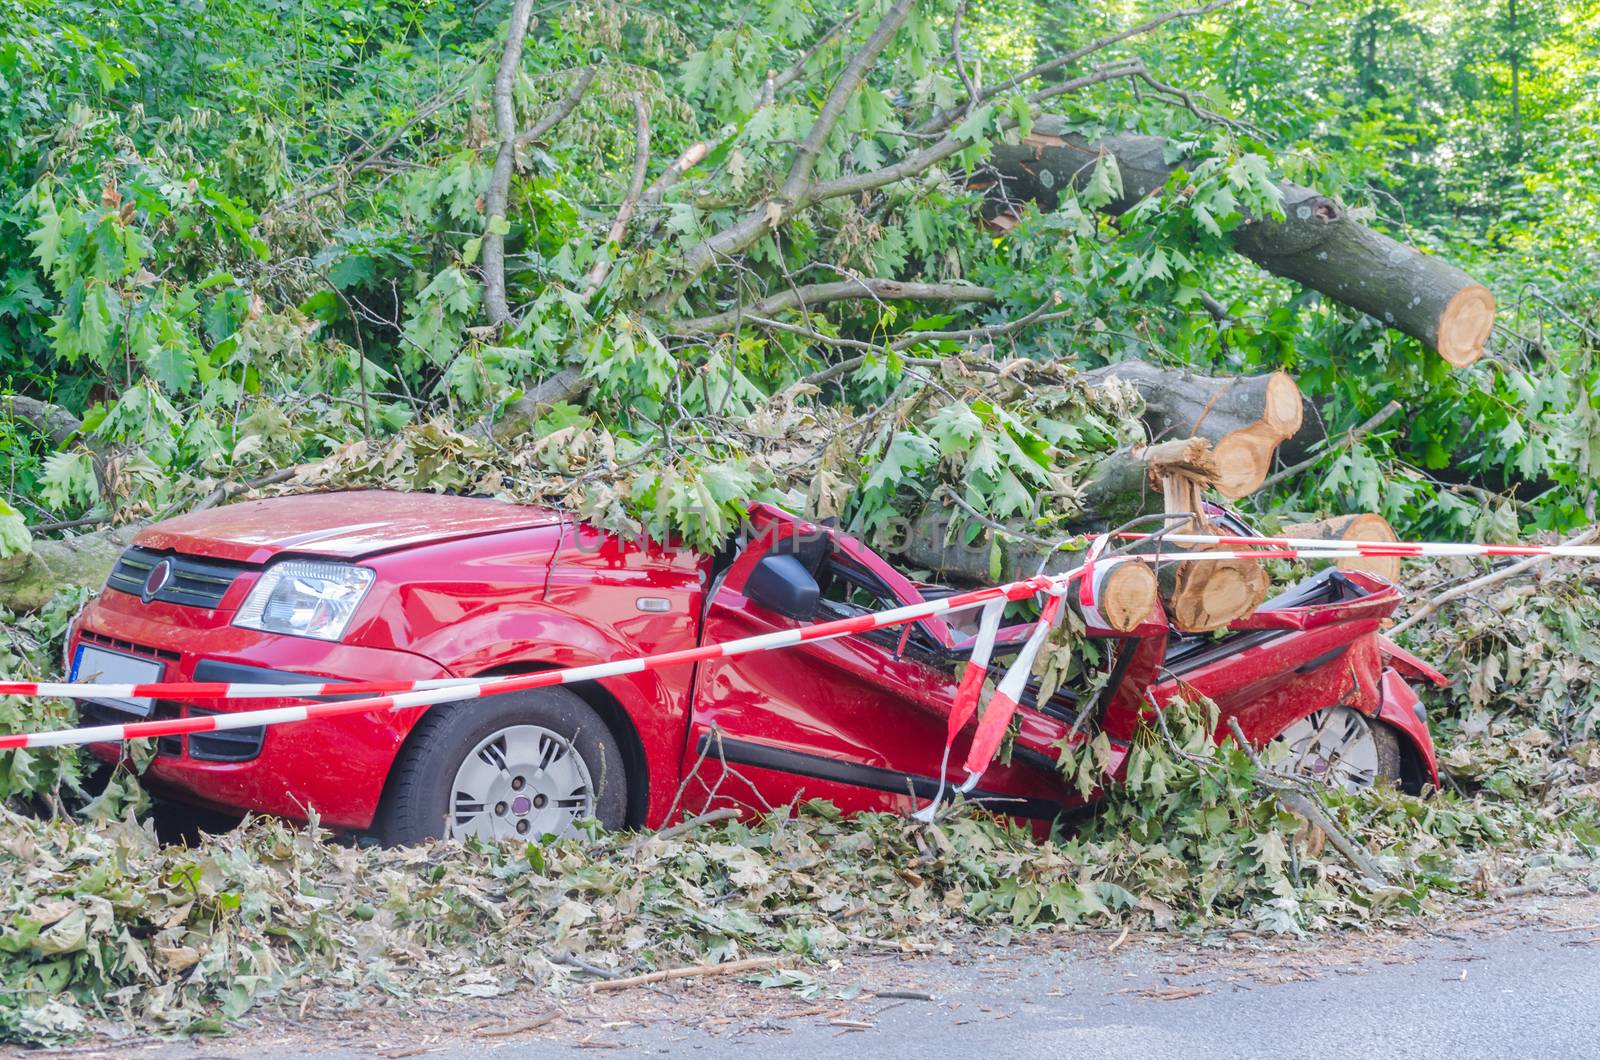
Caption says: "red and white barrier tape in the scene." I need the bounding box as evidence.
[1121,530,1600,560]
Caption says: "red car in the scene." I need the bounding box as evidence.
[67,491,1443,843]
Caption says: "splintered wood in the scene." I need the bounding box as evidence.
[1142,437,1269,632]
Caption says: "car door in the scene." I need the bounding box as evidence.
[680,505,1070,820]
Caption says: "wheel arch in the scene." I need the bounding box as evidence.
[374,663,651,831]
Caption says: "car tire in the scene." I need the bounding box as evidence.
[376,686,627,846]
[1276,706,1402,791]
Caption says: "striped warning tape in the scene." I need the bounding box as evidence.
[0,545,1366,751]
[1120,530,1600,560]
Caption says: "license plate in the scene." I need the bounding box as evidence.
[70,645,166,716]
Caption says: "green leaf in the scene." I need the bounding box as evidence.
[0,499,31,558]
[952,103,995,144]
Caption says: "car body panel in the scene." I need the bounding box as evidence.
[81,586,451,828]
[1375,668,1441,787]
[135,490,561,564]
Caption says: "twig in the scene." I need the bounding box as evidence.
[678,279,997,334]
[1388,525,1600,637]
[477,1012,562,1038]
[27,516,109,534]
[584,94,652,296]
[515,64,599,146]
[870,989,935,1001]
[1225,716,1387,884]
[482,0,539,329]
[269,78,474,216]
[627,807,740,852]
[548,952,621,979]
[590,955,787,992]
[1257,401,1402,493]
[918,0,1244,134]
[188,467,300,514]
[796,302,1067,386]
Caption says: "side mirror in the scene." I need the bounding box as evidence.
[744,553,821,621]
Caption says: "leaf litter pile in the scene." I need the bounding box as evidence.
[3,560,1600,1044]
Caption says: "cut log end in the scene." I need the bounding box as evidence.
[1437,285,1496,367]
[1168,553,1271,633]
[1283,513,1401,582]
[1261,372,1304,436]
[1094,561,1158,632]
[1211,423,1279,499]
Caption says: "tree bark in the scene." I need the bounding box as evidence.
[1281,513,1401,583]
[1081,362,1306,497]
[988,121,1495,366]
[2,396,82,448]
[0,527,135,614]
[481,0,539,330]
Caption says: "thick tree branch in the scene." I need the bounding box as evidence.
[584,94,651,296]
[638,15,856,215]
[1,396,82,448]
[482,0,539,330]
[465,366,589,444]
[514,64,598,146]
[988,122,1496,363]
[1256,400,1402,492]
[779,0,916,206]
[655,0,917,310]
[676,279,998,335]
[1388,526,1600,638]
[805,62,1143,206]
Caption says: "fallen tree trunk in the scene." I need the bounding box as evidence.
[1,396,82,448]
[988,122,1495,366]
[1081,362,1306,497]
[1281,513,1401,582]
[0,527,135,614]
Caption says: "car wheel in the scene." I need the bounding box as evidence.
[377,686,627,845]
[1276,706,1401,791]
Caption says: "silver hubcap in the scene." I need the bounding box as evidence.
[1277,707,1380,792]
[449,724,594,841]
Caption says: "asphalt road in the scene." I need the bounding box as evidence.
[35,898,1600,1060]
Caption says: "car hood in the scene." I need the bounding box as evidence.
[134,490,562,564]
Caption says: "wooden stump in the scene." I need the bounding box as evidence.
[1082,363,1307,498]
[1089,560,1159,632]
[1282,514,1401,583]
[1161,553,1272,632]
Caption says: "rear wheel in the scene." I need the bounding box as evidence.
[1276,706,1400,791]
[376,686,627,845]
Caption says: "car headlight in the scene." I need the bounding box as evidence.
[234,560,375,641]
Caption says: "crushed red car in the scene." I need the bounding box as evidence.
[66,491,1444,843]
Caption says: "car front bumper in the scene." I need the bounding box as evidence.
[71,589,453,830]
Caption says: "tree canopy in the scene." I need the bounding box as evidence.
[3,0,1598,558]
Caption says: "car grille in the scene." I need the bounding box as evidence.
[79,628,181,662]
[184,707,266,762]
[106,547,247,609]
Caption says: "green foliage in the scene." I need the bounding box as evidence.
[0,588,92,807]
